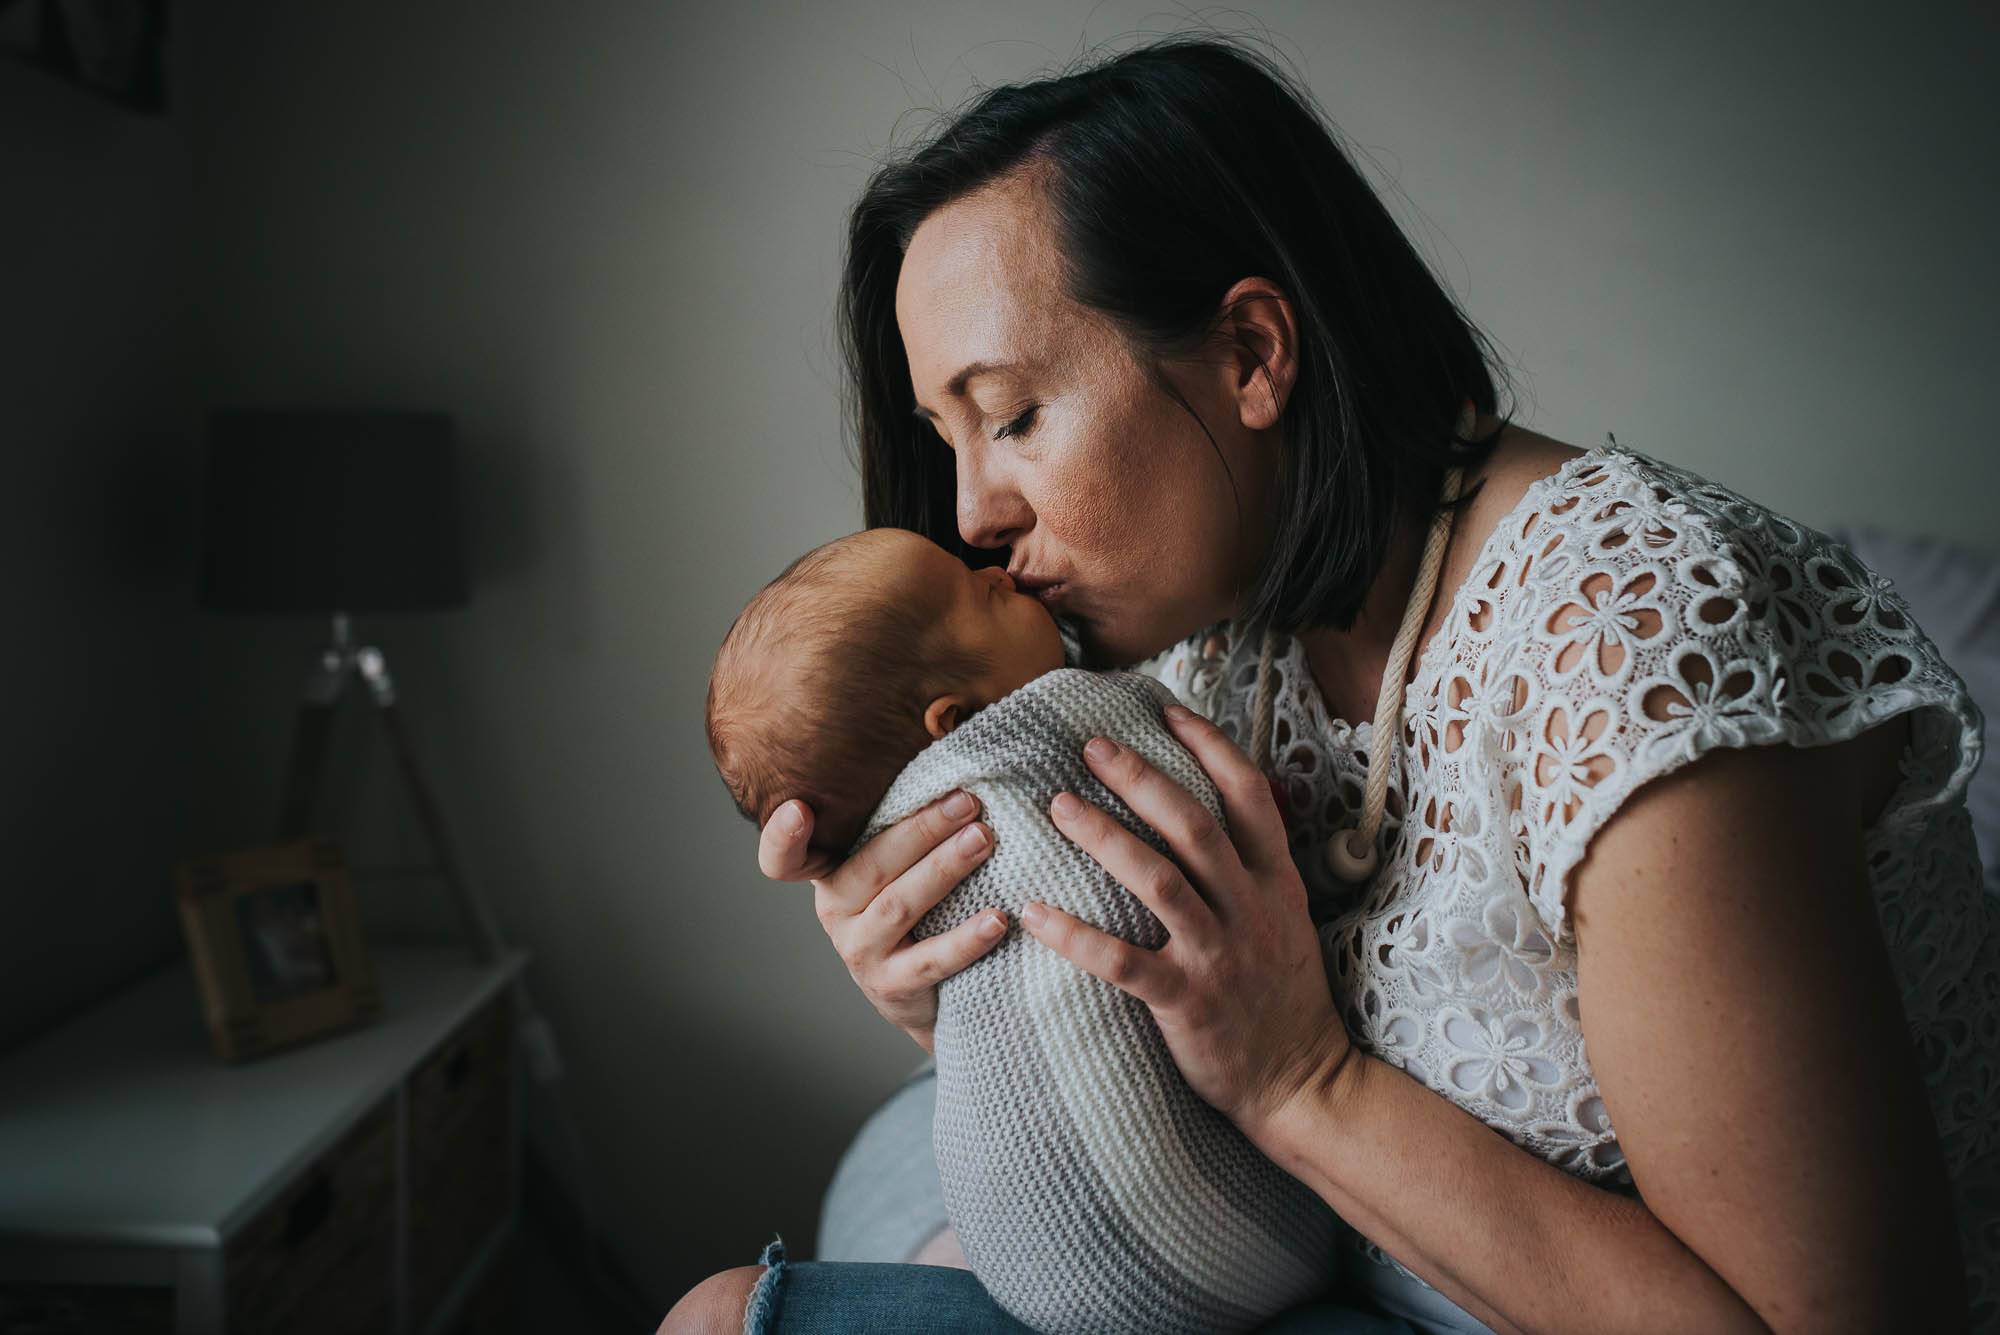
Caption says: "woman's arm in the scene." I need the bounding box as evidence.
[1259,1054,1761,1334]
[1026,709,1967,1335]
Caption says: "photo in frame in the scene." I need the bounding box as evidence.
[172,837,381,1062]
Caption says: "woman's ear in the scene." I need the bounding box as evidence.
[924,694,967,740]
[1215,277,1299,432]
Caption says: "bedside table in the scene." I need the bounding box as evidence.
[0,946,528,1334]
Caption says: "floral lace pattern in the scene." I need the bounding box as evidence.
[1142,444,1998,1320]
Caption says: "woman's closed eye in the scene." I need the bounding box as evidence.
[993,405,1039,441]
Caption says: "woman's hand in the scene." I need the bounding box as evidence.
[1022,704,1352,1136]
[758,793,1008,1053]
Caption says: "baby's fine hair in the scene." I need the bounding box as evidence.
[705,531,991,858]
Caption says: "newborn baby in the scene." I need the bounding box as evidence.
[706,527,1340,1335]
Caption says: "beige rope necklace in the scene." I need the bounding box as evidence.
[1248,400,1475,884]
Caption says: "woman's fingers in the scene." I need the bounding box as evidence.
[885,908,1010,994]
[1048,790,1217,949]
[772,791,997,1054]
[854,816,996,946]
[1078,734,1242,884]
[1160,705,1290,873]
[1020,900,1180,1008]
[758,800,837,882]
[800,790,984,915]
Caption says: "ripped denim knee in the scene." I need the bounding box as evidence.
[742,1237,789,1335]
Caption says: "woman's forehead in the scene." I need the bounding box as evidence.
[895,178,1079,379]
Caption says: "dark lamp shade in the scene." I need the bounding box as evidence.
[199,411,469,614]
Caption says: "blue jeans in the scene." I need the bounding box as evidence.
[745,1062,1488,1335]
[743,1237,1419,1334]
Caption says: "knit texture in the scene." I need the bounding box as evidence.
[857,668,1340,1335]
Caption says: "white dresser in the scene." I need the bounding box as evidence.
[0,946,527,1334]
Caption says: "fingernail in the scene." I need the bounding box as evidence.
[1085,737,1119,762]
[1021,901,1047,929]
[956,823,989,853]
[978,913,1005,939]
[1052,792,1083,819]
[782,802,806,835]
[1165,704,1194,723]
[943,791,977,819]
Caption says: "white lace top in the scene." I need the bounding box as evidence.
[1142,443,1998,1323]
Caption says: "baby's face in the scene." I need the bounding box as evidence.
[875,530,1067,708]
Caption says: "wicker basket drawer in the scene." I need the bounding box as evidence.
[408,991,514,1329]
[223,1097,394,1335]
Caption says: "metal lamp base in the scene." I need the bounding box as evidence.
[276,612,506,962]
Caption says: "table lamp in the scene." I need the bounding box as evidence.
[199,410,502,961]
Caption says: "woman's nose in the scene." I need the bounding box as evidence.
[955,448,1032,551]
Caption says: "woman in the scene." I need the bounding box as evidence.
[667,38,1993,1335]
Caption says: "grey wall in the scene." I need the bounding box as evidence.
[166,0,1997,1312]
[0,58,197,1052]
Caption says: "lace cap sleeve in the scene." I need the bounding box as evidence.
[1496,449,1985,941]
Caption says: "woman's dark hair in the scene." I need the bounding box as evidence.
[841,36,1512,638]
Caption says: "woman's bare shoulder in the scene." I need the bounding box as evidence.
[1463,420,1587,528]
[1432,420,1587,613]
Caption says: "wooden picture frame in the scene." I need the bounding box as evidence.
[172,838,381,1063]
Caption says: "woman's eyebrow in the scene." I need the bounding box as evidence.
[911,361,1022,420]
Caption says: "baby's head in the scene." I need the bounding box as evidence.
[706,528,1067,857]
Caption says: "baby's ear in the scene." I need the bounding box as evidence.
[924,694,966,740]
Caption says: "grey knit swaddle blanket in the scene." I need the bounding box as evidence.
[857,668,1340,1335]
